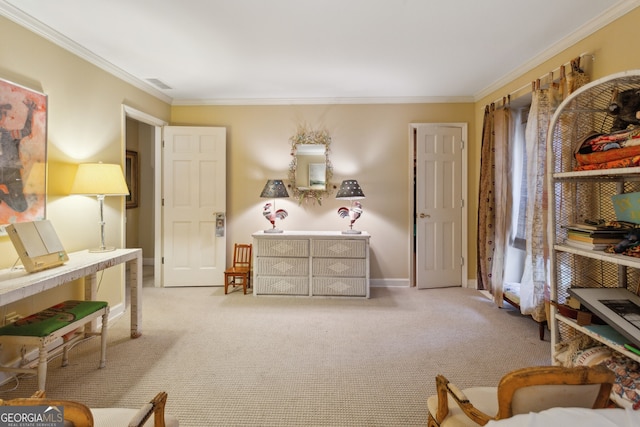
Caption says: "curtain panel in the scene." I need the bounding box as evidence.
[477,105,496,291]
[519,66,589,322]
[490,106,512,305]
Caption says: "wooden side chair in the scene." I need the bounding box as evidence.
[426,365,614,426]
[224,243,252,294]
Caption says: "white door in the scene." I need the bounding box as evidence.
[162,126,226,287]
[415,124,464,289]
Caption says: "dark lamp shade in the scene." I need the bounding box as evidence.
[260,179,289,198]
[335,180,365,200]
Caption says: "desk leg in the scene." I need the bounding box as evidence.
[85,272,98,333]
[129,255,142,338]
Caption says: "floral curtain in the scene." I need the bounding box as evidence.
[518,63,589,322]
[478,102,512,298]
[519,84,555,322]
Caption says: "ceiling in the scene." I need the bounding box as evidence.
[1,0,637,105]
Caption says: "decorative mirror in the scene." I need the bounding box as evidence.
[288,127,333,204]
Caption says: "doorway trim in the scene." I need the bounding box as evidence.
[409,123,468,288]
[122,105,167,287]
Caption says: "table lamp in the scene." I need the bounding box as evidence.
[260,179,289,233]
[336,179,365,234]
[71,162,130,252]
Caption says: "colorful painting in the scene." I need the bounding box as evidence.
[0,78,47,233]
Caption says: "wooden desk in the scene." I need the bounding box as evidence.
[0,248,142,338]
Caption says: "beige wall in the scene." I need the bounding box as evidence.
[0,16,170,321]
[171,103,474,283]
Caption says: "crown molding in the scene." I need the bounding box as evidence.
[172,95,475,106]
[474,0,640,102]
[0,1,173,104]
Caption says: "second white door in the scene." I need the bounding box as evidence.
[415,124,464,289]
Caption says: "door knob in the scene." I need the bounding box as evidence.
[419,213,430,219]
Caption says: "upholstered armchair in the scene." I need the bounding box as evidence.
[0,390,179,427]
[426,365,614,426]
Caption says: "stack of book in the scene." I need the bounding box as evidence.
[562,223,630,250]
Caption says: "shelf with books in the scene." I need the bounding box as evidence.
[563,239,610,251]
[562,223,630,243]
[555,243,640,268]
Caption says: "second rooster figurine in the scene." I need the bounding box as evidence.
[337,201,363,234]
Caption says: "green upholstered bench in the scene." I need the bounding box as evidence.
[0,300,109,391]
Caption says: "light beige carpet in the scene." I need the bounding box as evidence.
[0,285,550,426]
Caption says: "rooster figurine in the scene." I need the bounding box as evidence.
[263,203,288,233]
[338,201,363,234]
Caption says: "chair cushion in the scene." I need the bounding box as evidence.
[485,407,640,427]
[0,300,108,337]
[427,386,498,426]
[91,407,179,427]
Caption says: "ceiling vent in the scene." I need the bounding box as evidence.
[146,78,172,90]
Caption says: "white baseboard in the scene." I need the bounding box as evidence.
[371,278,477,288]
[108,302,125,322]
[370,278,410,287]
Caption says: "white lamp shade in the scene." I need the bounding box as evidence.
[70,163,130,196]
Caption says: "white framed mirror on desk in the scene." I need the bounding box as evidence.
[252,231,370,298]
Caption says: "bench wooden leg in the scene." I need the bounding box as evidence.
[37,341,48,391]
[62,341,70,367]
[99,311,108,369]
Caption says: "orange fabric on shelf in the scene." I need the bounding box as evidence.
[575,144,640,166]
[575,155,640,171]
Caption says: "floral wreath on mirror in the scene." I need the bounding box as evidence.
[288,126,334,205]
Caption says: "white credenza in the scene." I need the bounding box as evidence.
[252,231,370,298]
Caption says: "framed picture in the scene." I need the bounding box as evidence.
[125,150,139,208]
[0,78,48,234]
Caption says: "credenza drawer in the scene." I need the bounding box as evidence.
[256,239,309,257]
[312,239,366,258]
[312,278,367,296]
[255,277,309,295]
[313,258,365,277]
[256,257,309,276]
